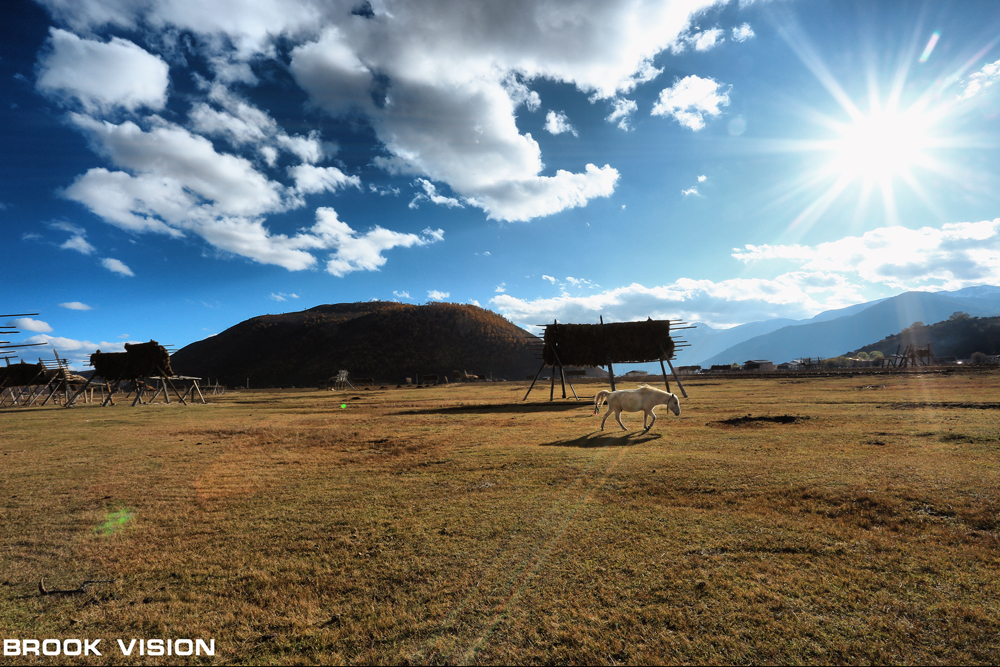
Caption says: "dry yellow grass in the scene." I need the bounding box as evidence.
[2,373,999,664]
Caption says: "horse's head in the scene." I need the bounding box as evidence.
[667,393,681,416]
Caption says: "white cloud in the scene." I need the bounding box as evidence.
[681,187,700,196]
[542,275,557,283]
[961,59,1000,100]
[36,29,169,113]
[491,274,861,331]
[270,292,299,301]
[732,23,755,42]
[670,27,725,53]
[545,110,578,137]
[10,318,53,333]
[101,257,134,276]
[289,164,361,195]
[652,75,731,131]
[733,219,1000,291]
[40,0,730,228]
[393,290,411,299]
[409,179,464,210]
[427,290,450,301]
[606,98,638,131]
[22,334,126,370]
[59,301,92,310]
[190,83,329,165]
[309,208,444,277]
[60,234,96,254]
[691,27,725,51]
[68,114,286,218]
[60,114,427,274]
[698,174,707,182]
[491,218,1000,331]
[495,282,507,293]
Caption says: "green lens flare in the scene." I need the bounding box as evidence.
[93,508,134,536]
[341,404,347,409]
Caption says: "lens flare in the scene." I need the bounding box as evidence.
[93,508,133,536]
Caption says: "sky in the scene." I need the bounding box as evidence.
[3,0,1000,370]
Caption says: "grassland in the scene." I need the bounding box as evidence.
[2,372,999,665]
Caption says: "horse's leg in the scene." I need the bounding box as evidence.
[644,409,656,431]
[615,408,627,431]
[601,406,613,431]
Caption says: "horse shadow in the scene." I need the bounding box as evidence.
[541,431,663,448]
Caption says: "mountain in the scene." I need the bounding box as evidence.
[676,297,896,365]
[854,314,1000,359]
[698,287,1000,366]
[170,302,541,387]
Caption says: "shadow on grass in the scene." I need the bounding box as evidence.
[397,401,588,416]
[541,431,663,448]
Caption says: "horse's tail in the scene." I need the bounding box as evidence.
[594,390,610,414]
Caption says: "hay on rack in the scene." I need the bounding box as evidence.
[92,341,173,380]
[124,341,173,378]
[90,351,131,381]
[542,320,675,367]
[0,361,47,386]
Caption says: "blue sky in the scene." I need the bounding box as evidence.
[3,0,1000,369]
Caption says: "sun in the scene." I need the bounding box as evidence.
[828,107,933,185]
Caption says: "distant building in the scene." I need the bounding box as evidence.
[677,365,701,374]
[624,370,648,377]
[709,364,733,372]
[743,360,774,371]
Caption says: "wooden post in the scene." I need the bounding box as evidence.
[659,356,671,393]
[600,315,617,392]
[522,359,548,401]
[548,344,579,401]
[192,379,207,404]
[665,357,688,399]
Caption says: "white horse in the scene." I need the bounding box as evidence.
[594,384,681,432]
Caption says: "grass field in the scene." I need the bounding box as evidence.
[2,373,999,665]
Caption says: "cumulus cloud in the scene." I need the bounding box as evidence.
[60,234,96,254]
[733,219,1000,291]
[59,114,426,274]
[732,23,755,42]
[289,164,361,195]
[698,175,707,182]
[491,273,862,331]
[38,0,735,243]
[606,98,638,131]
[22,333,126,370]
[409,179,464,210]
[682,187,700,196]
[490,218,1000,331]
[101,257,134,276]
[545,110,578,137]
[59,301,92,310]
[36,29,169,113]
[961,59,1000,100]
[393,290,411,299]
[10,318,53,333]
[652,75,731,131]
[427,290,450,301]
[309,208,444,277]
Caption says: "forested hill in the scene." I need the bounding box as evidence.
[169,302,541,387]
[852,313,1000,359]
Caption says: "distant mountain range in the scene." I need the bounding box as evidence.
[681,286,1000,366]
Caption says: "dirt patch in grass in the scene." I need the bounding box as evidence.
[712,414,810,426]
